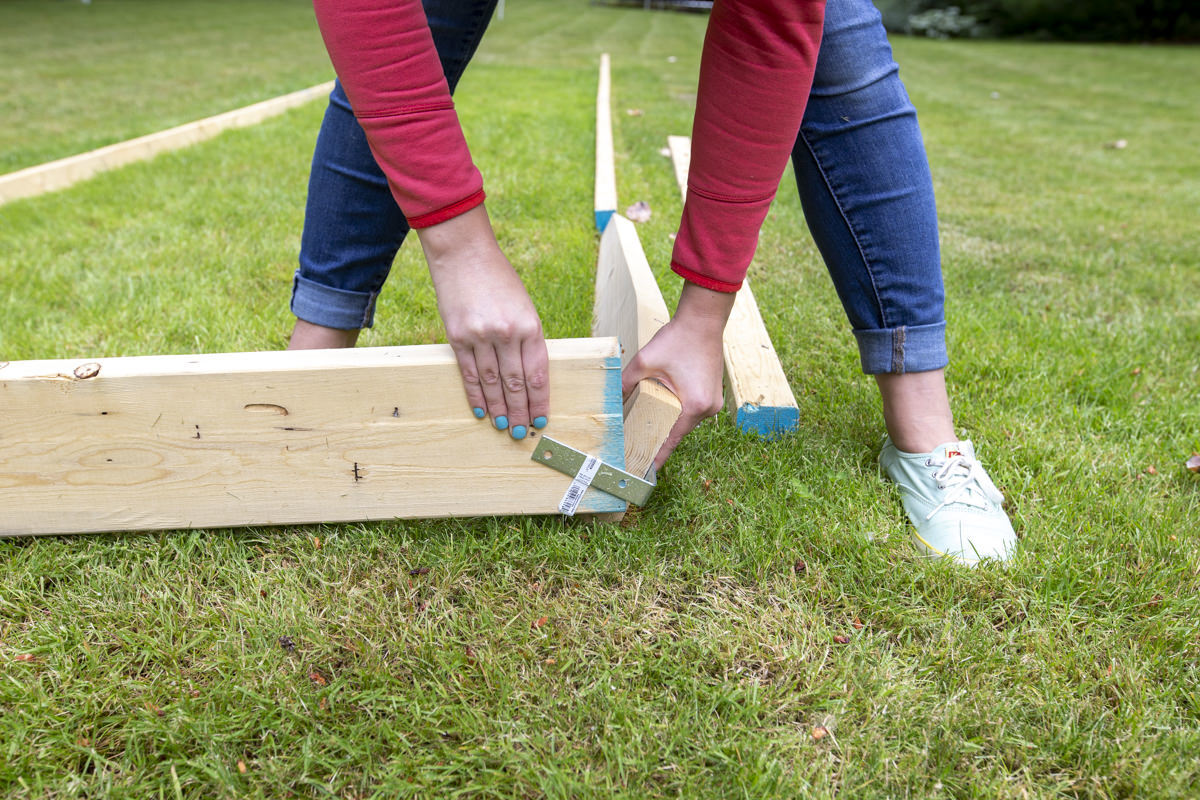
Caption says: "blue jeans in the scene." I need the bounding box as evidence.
[292,0,947,375]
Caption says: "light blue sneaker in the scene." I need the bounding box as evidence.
[879,437,1016,566]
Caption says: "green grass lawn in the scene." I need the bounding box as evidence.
[2,1,1199,797]
[0,0,333,174]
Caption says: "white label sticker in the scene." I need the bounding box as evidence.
[558,454,602,516]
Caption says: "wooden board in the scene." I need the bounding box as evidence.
[0,81,335,206]
[667,135,691,203]
[667,135,799,438]
[594,215,672,368]
[0,339,626,537]
[593,214,681,481]
[594,54,618,232]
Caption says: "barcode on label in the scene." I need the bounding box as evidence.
[558,455,601,516]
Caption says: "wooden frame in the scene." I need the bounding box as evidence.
[667,136,799,438]
[594,54,618,232]
[0,340,627,537]
[593,214,681,481]
[0,81,335,206]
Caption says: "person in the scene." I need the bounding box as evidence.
[289,0,1016,566]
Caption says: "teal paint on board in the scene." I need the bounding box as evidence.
[735,403,800,439]
[579,353,627,513]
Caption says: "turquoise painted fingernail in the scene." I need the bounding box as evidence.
[495,415,508,430]
[533,416,548,429]
[511,425,527,440]
[472,407,485,419]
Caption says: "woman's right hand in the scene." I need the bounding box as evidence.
[622,281,736,470]
[417,205,549,439]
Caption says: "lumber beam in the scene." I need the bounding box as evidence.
[0,339,626,537]
[593,214,682,481]
[666,135,799,438]
[0,81,335,206]
[594,54,618,232]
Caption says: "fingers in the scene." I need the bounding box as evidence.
[453,335,548,440]
[495,337,529,439]
[651,398,719,471]
[470,344,509,431]
[450,344,489,421]
[522,337,551,432]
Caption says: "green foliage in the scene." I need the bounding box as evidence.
[875,0,1200,40]
[3,0,1200,797]
[907,5,981,38]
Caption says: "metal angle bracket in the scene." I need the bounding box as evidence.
[530,437,656,506]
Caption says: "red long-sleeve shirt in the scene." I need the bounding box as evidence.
[312,0,825,291]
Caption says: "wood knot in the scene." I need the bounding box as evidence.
[244,403,288,416]
[73,362,101,380]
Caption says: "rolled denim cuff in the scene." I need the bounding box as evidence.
[853,321,947,375]
[290,271,380,330]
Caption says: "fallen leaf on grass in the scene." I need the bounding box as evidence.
[465,645,477,664]
[625,201,652,223]
[833,634,851,644]
[308,670,327,687]
[1146,465,1157,476]
[532,616,549,630]
[410,566,431,576]
[793,559,807,575]
[312,536,321,550]
[853,618,864,630]
[544,657,557,665]
[237,760,247,774]
[319,697,328,711]
[812,726,829,741]
[14,653,35,662]
[626,108,644,116]
[1187,453,1200,473]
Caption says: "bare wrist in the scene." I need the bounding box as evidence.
[674,280,737,334]
[417,204,501,272]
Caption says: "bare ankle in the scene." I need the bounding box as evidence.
[875,369,957,453]
[287,319,361,350]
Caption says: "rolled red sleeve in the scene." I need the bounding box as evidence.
[312,0,485,228]
[671,0,826,291]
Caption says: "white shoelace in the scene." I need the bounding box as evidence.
[923,452,1005,521]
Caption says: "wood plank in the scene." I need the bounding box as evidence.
[667,135,800,439]
[0,339,626,537]
[592,214,681,481]
[721,281,800,436]
[0,81,336,206]
[667,135,691,203]
[594,215,671,369]
[594,54,618,232]
[621,380,681,481]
